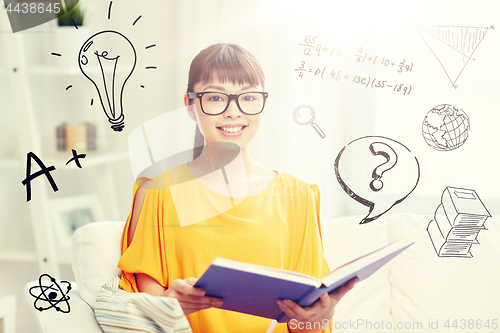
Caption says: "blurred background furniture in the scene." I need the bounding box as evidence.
[21,214,500,332]
[0,294,16,333]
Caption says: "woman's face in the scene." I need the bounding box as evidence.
[185,77,265,150]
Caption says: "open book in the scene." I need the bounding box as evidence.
[194,239,414,323]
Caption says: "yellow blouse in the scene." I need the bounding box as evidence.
[118,163,332,333]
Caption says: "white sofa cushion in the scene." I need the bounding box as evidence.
[321,216,394,332]
[22,280,103,333]
[71,221,125,309]
[386,213,500,332]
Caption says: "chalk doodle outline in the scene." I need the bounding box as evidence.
[51,1,158,132]
[421,103,470,152]
[334,136,420,224]
[427,186,491,258]
[369,142,398,192]
[416,25,494,89]
[78,30,137,132]
[29,273,72,313]
[292,105,326,139]
[21,149,88,201]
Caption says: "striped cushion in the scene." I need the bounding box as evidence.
[94,276,192,333]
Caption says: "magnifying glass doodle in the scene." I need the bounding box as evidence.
[292,105,326,139]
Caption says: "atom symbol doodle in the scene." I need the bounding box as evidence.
[29,273,72,313]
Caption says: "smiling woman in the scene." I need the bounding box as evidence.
[185,43,267,160]
[110,43,357,333]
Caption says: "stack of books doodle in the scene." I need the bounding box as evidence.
[427,186,491,258]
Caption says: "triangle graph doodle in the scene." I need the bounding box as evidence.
[416,25,493,88]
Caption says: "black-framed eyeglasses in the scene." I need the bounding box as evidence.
[187,91,268,115]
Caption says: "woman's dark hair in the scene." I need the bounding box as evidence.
[187,43,265,160]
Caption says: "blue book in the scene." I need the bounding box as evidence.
[194,238,414,323]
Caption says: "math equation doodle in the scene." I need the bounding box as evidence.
[295,36,414,96]
[416,25,494,89]
[294,61,412,96]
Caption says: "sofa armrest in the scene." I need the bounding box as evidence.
[22,280,103,333]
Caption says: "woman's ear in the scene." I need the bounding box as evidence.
[184,94,197,122]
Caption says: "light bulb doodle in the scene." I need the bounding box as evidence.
[292,105,326,138]
[29,274,72,313]
[51,1,157,134]
[369,142,398,192]
[79,31,137,132]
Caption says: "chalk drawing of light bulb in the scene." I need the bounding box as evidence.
[78,30,137,132]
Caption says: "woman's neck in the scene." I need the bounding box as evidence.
[187,142,277,196]
[193,142,255,171]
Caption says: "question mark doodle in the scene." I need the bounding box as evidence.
[369,142,398,192]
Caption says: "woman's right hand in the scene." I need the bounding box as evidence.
[162,277,223,315]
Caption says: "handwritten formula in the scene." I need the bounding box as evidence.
[295,35,414,96]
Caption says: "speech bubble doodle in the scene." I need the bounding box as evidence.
[4,0,80,33]
[334,136,420,224]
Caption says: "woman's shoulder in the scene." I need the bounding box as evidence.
[137,163,191,190]
[271,170,317,199]
[275,170,311,187]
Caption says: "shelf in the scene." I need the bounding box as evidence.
[45,150,129,169]
[26,65,133,76]
[0,248,36,263]
[0,19,126,277]
[0,158,21,169]
[27,66,87,76]
[0,246,71,264]
[0,150,129,169]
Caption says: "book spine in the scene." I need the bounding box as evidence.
[86,123,96,151]
[441,187,459,226]
[434,204,451,238]
[427,219,445,256]
[56,123,67,151]
[66,124,88,152]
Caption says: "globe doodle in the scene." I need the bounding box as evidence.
[422,104,470,151]
[29,273,71,313]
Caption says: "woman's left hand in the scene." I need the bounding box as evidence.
[276,276,359,326]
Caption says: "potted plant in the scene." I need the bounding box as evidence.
[57,3,86,27]
[52,3,90,67]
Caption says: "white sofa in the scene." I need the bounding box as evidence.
[23,214,500,332]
